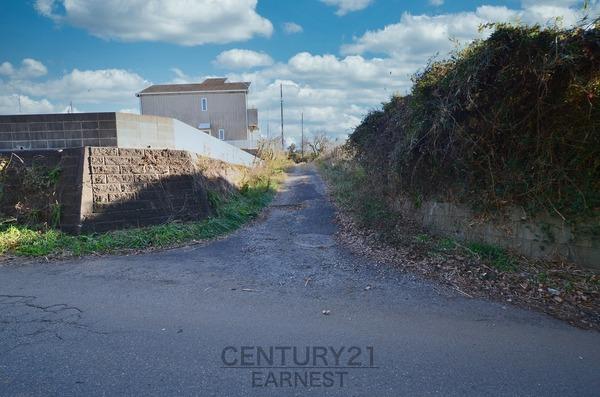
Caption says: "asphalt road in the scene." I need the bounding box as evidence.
[1,165,599,396]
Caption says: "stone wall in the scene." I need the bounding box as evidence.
[392,197,600,270]
[81,147,210,233]
[0,147,247,234]
[0,113,117,150]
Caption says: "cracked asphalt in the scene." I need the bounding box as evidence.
[0,165,599,396]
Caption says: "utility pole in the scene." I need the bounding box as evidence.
[280,83,284,150]
[266,109,270,138]
[301,112,304,159]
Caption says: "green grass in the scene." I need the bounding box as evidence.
[467,242,517,272]
[436,238,457,251]
[318,159,392,229]
[415,233,431,243]
[319,156,522,273]
[0,180,277,258]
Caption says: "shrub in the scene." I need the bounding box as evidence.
[348,20,600,224]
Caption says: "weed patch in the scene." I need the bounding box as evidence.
[467,242,517,272]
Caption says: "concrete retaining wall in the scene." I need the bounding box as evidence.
[0,147,247,234]
[81,147,210,233]
[115,113,173,149]
[114,113,257,167]
[392,197,600,270]
[0,113,117,150]
[171,119,257,167]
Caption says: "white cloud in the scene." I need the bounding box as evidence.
[284,52,413,88]
[341,3,594,61]
[320,0,374,16]
[521,0,581,6]
[0,95,57,114]
[282,22,303,34]
[17,68,149,103]
[341,10,489,60]
[214,49,274,69]
[0,59,149,114]
[0,58,48,79]
[429,0,444,5]
[35,0,273,46]
[0,62,15,76]
[169,68,194,84]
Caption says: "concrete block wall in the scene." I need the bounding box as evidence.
[392,197,600,270]
[0,113,117,150]
[0,147,247,234]
[81,147,210,233]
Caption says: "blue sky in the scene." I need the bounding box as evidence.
[0,0,597,141]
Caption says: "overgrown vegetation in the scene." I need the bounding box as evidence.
[0,146,290,257]
[318,153,393,232]
[318,19,600,328]
[319,155,520,272]
[0,153,62,227]
[349,20,600,225]
[319,156,600,328]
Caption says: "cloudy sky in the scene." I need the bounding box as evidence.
[1,0,597,142]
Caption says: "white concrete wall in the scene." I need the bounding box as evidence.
[115,113,257,167]
[116,113,174,149]
[171,119,257,167]
[228,139,259,150]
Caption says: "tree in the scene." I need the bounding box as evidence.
[308,132,330,158]
[287,143,300,162]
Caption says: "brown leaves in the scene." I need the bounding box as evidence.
[332,191,600,330]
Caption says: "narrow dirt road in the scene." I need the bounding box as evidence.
[1,165,599,396]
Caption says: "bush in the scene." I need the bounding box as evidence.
[348,20,600,224]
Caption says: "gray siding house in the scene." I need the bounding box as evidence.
[136,78,259,148]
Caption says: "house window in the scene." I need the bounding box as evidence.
[201,97,208,111]
[218,129,225,140]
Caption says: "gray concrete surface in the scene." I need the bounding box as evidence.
[0,165,599,396]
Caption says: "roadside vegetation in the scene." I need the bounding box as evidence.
[0,143,290,258]
[350,20,600,225]
[318,18,600,329]
[319,153,599,329]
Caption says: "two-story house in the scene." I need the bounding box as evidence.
[136,78,259,149]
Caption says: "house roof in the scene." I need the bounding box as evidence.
[137,78,250,95]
